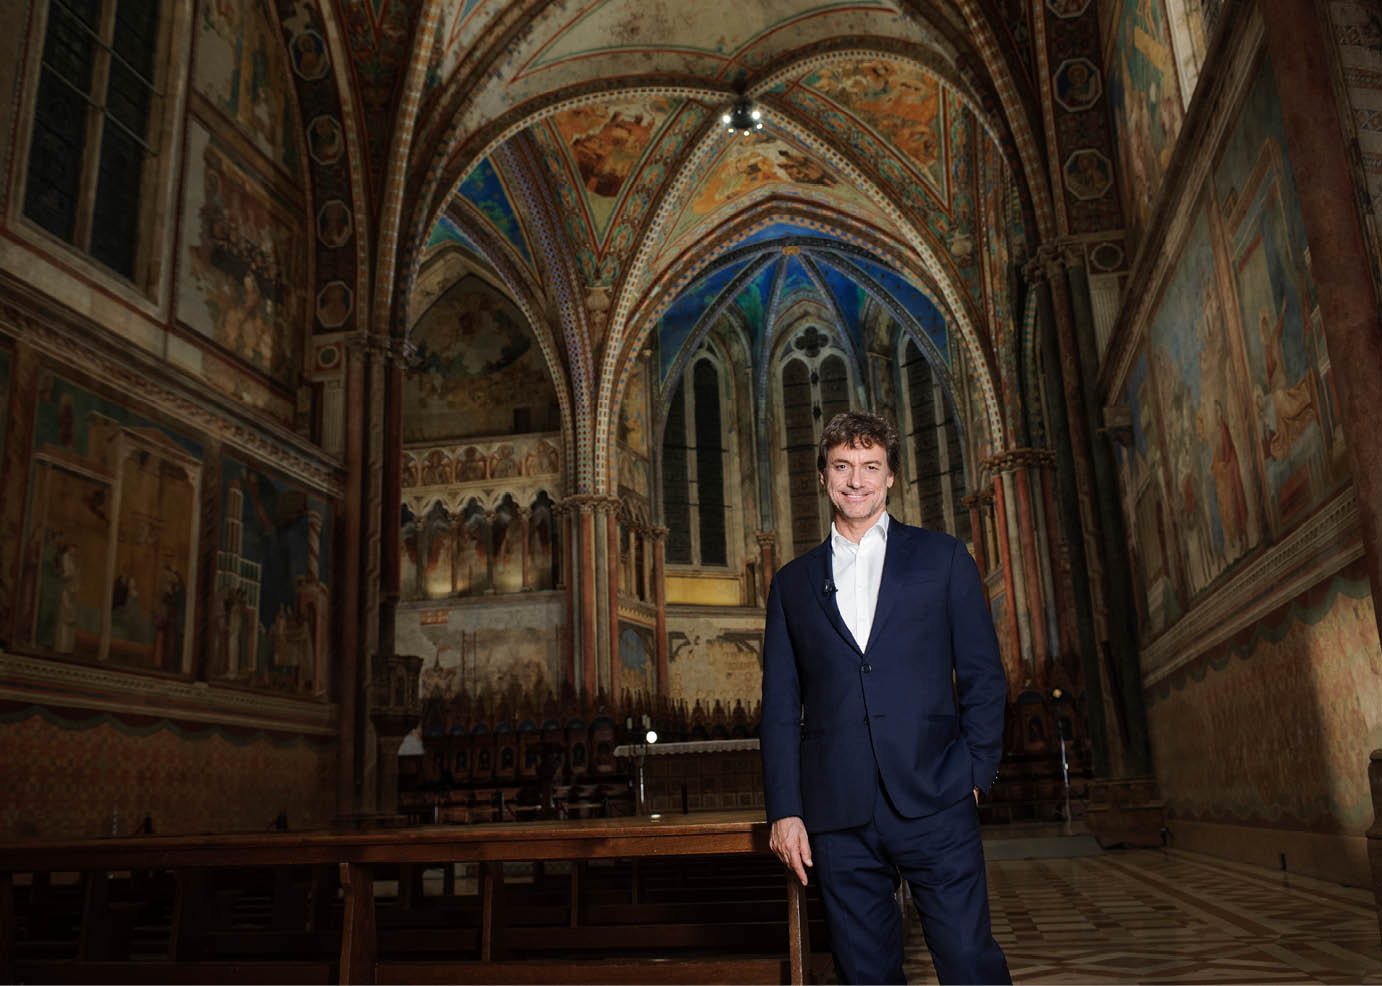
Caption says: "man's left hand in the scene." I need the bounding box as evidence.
[973,786,980,805]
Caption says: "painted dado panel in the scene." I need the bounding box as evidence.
[1146,561,1382,836]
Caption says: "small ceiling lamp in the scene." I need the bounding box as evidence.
[722,97,762,136]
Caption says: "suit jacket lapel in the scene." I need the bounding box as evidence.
[864,518,915,656]
[807,540,863,656]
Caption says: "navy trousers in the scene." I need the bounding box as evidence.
[811,780,1010,985]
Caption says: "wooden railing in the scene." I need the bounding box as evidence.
[0,812,824,985]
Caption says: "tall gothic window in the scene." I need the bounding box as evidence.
[779,327,854,558]
[903,340,970,541]
[662,355,730,566]
[23,0,166,282]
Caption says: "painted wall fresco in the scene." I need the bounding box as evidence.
[618,622,657,698]
[177,119,308,390]
[401,491,559,600]
[1151,208,1262,596]
[1145,562,1382,836]
[210,457,332,696]
[1117,345,1182,637]
[618,360,650,457]
[17,374,201,672]
[549,98,676,237]
[1214,63,1346,530]
[405,276,560,443]
[666,612,764,712]
[507,0,904,85]
[1114,56,1344,635]
[193,0,302,179]
[658,132,887,255]
[396,597,566,701]
[1106,0,1184,250]
[400,434,561,603]
[0,708,335,838]
[799,57,946,194]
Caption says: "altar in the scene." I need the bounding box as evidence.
[613,738,764,814]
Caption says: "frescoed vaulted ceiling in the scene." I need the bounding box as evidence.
[290,0,1079,464]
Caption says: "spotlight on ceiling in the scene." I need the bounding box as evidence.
[722,98,763,136]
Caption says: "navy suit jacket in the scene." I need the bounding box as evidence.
[760,517,1007,833]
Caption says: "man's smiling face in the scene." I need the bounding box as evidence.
[820,439,894,533]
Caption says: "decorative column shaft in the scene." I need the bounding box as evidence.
[1030,260,1111,775]
[1054,243,1151,775]
[988,450,1060,680]
[962,493,990,581]
[755,530,778,602]
[652,526,669,695]
[579,505,598,697]
[604,498,621,699]
[990,471,1022,685]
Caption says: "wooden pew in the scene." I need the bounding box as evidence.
[0,811,825,985]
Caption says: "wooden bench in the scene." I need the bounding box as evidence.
[0,811,821,985]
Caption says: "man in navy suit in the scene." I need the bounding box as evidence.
[761,411,1010,985]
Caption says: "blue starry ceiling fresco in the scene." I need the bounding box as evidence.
[455,156,533,266]
[654,238,950,397]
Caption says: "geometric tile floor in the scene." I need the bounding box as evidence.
[900,850,1382,984]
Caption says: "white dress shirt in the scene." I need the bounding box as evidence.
[830,511,889,651]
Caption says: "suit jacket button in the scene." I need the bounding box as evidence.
[861,663,872,673]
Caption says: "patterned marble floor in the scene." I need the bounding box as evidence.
[898,849,1382,984]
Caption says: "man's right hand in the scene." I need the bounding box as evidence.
[769,815,813,886]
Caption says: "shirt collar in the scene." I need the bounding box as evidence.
[831,511,890,551]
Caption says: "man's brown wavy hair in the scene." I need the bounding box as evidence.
[817,411,900,475]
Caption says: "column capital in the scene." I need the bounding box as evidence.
[981,447,1057,473]
[345,331,421,368]
[754,530,779,548]
[1026,240,1085,282]
[1022,254,1049,285]
[961,491,995,509]
[556,493,621,516]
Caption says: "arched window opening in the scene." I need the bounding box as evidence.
[661,354,732,568]
[663,383,692,565]
[782,358,819,558]
[693,359,727,566]
[903,340,970,541]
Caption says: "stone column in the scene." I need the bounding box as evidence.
[368,653,422,819]
[755,530,778,602]
[578,501,598,697]
[1056,243,1150,775]
[990,471,1022,685]
[336,334,369,815]
[553,499,580,690]
[518,507,532,591]
[651,526,669,695]
[483,510,497,594]
[376,336,416,665]
[962,492,988,580]
[1028,254,1112,775]
[604,497,622,698]
[1263,1,1382,647]
[1002,451,1059,677]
